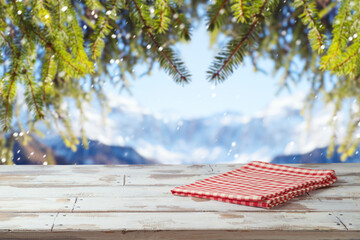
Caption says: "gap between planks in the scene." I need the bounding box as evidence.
[50,213,58,231]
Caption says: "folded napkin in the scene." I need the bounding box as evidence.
[171,161,337,208]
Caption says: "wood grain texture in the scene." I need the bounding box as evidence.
[0,163,358,239]
[0,164,212,174]
[0,167,123,186]
[124,173,359,186]
[333,212,360,230]
[0,213,55,231]
[0,198,75,213]
[71,196,359,213]
[1,230,360,240]
[2,185,359,198]
[52,212,345,231]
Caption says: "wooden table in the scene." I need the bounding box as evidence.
[0,163,359,239]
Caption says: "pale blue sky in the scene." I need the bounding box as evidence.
[119,20,310,118]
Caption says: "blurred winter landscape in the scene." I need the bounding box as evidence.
[13,92,360,165]
[8,18,360,165]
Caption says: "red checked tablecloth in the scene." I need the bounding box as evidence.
[171,161,337,208]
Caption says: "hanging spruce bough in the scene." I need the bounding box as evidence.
[207,0,279,82]
[0,0,359,163]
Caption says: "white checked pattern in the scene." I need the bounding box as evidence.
[171,161,337,209]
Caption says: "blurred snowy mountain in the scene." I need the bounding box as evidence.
[29,92,359,164]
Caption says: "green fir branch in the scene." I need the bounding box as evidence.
[165,1,191,40]
[293,0,326,54]
[208,0,271,83]
[332,41,360,76]
[320,0,349,70]
[130,0,191,83]
[90,0,120,60]
[41,50,57,102]
[231,0,251,23]
[3,71,18,131]
[154,0,171,34]
[34,30,86,76]
[207,0,229,31]
[25,71,44,120]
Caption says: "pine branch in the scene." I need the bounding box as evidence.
[12,0,33,49]
[66,5,94,70]
[320,0,349,69]
[0,31,17,54]
[130,0,190,83]
[90,0,119,60]
[84,0,104,10]
[231,0,251,23]
[42,51,57,102]
[1,31,22,131]
[147,32,191,83]
[25,71,44,119]
[31,0,53,28]
[208,0,269,82]
[4,67,18,131]
[207,0,229,31]
[304,4,322,50]
[165,1,191,40]
[91,19,109,59]
[154,0,171,34]
[34,30,85,75]
[333,48,360,73]
[293,0,326,54]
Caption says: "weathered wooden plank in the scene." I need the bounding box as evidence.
[0,198,75,213]
[0,172,123,186]
[0,164,357,187]
[309,185,360,198]
[2,230,360,240]
[0,164,212,175]
[0,213,55,231]
[124,173,359,186]
[0,230,360,240]
[71,196,359,213]
[0,186,173,198]
[0,163,355,176]
[124,173,217,185]
[210,163,360,176]
[52,212,345,231]
[333,212,360,230]
[2,184,358,200]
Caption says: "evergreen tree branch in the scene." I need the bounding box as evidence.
[4,63,18,131]
[147,31,190,83]
[25,71,44,119]
[42,51,56,102]
[34,31,85,75]
[0,31,17,54]
[293,0,326,53]
[231,0,251,23]
[66,4,93,70]
[165,1,191,40]
[12,0,33,49]
[304,3,322,48]
[130,0,190,83]
[84,0,104,10]
[239,0,245,20]
[90,0,119,60]
[208,0,269,82]
[320,0,348,69]
[208,0,229,31]
[154,0,170,34]
[1,29,22,131]
[333,48,360,72]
